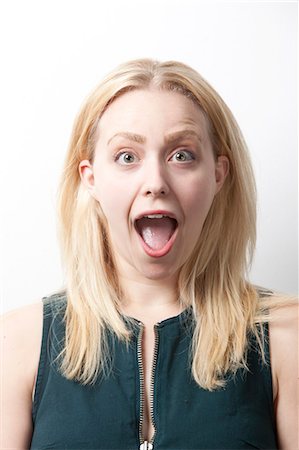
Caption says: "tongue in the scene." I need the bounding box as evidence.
[137,217,176,250]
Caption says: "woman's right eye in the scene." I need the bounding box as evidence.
[115,152,138,165]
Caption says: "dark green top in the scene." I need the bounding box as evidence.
[30,292,278,450]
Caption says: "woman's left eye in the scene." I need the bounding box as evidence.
[170,150,195,162]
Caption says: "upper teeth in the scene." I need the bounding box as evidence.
[144,214,165,219]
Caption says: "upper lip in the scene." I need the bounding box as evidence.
[134,210,179,222]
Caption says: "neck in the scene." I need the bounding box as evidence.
[118,274,182,324]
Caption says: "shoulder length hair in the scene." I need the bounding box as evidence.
[56,58,282,390]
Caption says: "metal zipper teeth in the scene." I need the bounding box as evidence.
[149,324,159,446]
[137,323,145,445]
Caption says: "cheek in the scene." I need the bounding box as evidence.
[93,177,131,227]
[180,175,216,215]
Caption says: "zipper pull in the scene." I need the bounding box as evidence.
[139,441,153,450]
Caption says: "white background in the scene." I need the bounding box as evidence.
[1,1,297,313]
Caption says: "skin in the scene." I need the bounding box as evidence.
[269,303,298,449]
[1,88,297,449]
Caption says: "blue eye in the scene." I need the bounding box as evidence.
[115,152,137,165]
[170,150,195,162]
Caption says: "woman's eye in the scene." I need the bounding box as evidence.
[170,150,195,162]
[115,152,137,165]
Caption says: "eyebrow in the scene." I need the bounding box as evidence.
[107,131,145,145]
[164,129,202,145]
[107,129,202,146]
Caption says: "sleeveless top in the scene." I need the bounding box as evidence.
[30,292,278,450]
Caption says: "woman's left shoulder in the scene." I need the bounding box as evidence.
[267,294,298,449]
[268,295,298,351]
[268,295,298,384]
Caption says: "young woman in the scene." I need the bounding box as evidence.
[2,59,297,450]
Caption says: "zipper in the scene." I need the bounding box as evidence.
[139,442,153,450]
[149,324,159,446]
[137,322,160,450]
[137,323,145,447]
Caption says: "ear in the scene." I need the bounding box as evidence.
[215,155,229,193]
[78,160,97,198]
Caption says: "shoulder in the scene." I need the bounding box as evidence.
[267,295,298,383]
[268,296,298,376]
[1,299,43,324]
[1,301,43,392]
[1,300,43,340]
[257,289,297,371]
[0,301,44,448]
[267,295,298,449]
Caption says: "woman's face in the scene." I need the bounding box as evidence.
[80,89,228,283]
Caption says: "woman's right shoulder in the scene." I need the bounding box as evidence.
[0,300,44,449]
[1,299,43,324]
[1,292,67,388]
[1,300,44,347]
[1,300,44,391]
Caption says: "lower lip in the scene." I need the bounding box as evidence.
[136,227,178,258]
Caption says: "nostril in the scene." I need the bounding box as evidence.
[146,188,166,196]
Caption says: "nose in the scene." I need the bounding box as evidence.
[142,159,170,197]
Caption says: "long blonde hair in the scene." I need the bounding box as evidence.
[56,58,286,390]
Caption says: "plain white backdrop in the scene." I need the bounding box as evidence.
[0,1,297,313]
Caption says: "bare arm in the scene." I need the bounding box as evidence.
[269,302,299,450]
[0,302,43,450]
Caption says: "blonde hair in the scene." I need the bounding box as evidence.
[56,58,290,390]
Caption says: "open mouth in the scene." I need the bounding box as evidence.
[134,214,178,251]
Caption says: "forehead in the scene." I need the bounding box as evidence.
[97,88,210,140]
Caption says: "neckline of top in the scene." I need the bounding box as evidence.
[121,305,193,328]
